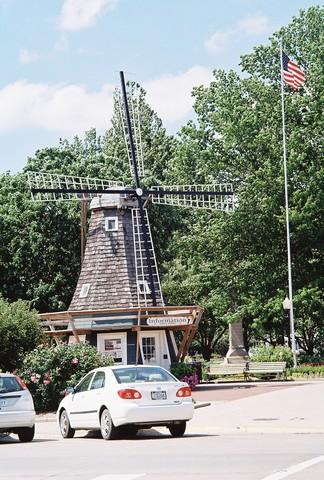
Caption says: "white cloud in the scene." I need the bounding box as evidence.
[204,30,232,55]
[0,81,114,133]
[145,66,213,123]
[237,12,272,36]
[205,12,272,55]
[19,49,40,65]
[0,66,212,135]
[58,0,118,31]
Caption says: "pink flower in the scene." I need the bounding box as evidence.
[71,357,79,366]
[43,379,51,385]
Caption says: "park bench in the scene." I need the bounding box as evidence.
[244,361,287,380]
[206,363,246,380]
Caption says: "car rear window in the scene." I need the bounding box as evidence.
[113,367,176,384]
[0,376,23,393]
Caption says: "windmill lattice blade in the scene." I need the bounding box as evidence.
[150,184,236,212]
[27,171,123,201]
[116,84,145,178]
[131,208,164,307]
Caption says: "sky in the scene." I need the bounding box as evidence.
[0,0,318,173]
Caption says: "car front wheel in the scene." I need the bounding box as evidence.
[100,408,118,440]
[168,421,186,438]
[59,410,75,439]
[18,425,35,442]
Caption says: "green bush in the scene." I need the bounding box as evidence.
[170,362,194,379]
[288,365,324,378]
[0,298,43,372]
[19,342,114,411]
[250,345,294,367]
[298,355,324,365]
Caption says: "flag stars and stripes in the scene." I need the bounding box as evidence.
[282,51,306,90]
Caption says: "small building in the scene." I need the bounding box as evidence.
[40,193,203,369]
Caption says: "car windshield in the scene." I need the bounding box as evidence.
[113,367,176,384]
[0,376,22,394]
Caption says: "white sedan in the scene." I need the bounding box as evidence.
[0,373,36,442]
[57,365,194,440]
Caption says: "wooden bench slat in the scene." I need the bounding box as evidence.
[207,361,287,380]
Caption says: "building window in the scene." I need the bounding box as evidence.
[79,283,90,298]
[142,337,156,361]
[138,280,151,294]
[105,216,118,232]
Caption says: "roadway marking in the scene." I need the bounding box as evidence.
[91,475,145,480]
[261,455,324,480]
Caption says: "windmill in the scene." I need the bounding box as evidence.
[27,71,236,367]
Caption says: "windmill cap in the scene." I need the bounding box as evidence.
[90,189,136,210]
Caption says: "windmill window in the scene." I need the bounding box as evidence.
[138,280,151,294]
[105,216,118,232]
[79,283,90,298]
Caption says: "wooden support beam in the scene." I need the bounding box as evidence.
[176,328,191,361]
[70,316,81,343]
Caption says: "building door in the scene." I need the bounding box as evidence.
[97,332,127,364]
[139,331,170,370]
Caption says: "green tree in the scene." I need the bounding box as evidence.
[163,6,324,355]
[0,297,43,372]
[0,172,80,311]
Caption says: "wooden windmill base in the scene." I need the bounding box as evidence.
[39,305,203,362]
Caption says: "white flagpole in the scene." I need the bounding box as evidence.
[280,40,297,368]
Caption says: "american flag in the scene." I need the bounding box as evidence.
[282,51,306,90]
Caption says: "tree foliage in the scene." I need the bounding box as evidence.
[0,7,322,358]
[0,297,43,372]
[163,6,324,356]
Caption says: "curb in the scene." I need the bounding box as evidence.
[186,426,324,435]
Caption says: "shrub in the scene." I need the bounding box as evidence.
[19,342,114,411]
[170,362,199,390]
[0,298,43,372]
[249,345,294,367]
[288,365,324,378]
[298,355,324,365]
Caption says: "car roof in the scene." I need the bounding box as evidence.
[91,365,166,372]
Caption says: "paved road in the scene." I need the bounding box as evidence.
[1,380,324,480]
[1,428,324,480]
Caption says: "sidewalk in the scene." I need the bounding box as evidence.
[36,380,324,435]
[189,380,324,434]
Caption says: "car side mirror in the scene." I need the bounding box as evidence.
[64,386,75,396]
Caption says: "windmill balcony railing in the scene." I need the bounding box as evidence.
[39,305,203,337]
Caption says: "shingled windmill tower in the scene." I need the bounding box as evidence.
[28,72,236,368]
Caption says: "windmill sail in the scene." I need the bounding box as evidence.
[116,83,145,178]
[150,183,236,211]
[27,171,122,201]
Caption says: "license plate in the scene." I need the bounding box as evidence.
[0,400,7,407]
[151,391,167,400]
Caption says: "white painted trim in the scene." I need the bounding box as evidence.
[137,280,150,294]
[260,455,324,480]
[79,283,90,298]
[104,216,118,232]
[97,332,127,364]
[138,330,170,369]
[170,330,178,356]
